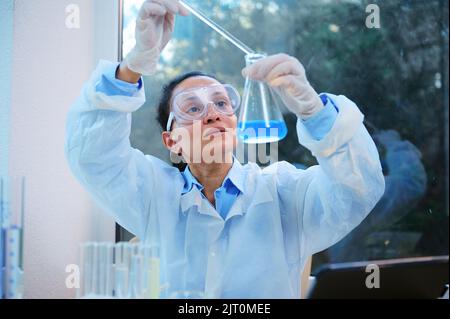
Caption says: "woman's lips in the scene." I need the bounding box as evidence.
[203,127,227,138]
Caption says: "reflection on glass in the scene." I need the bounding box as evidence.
[327,129,428,262]
[122,0,449,270]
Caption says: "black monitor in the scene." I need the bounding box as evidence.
[307,255,449,299]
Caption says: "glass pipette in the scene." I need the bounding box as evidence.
[179,0,255,55]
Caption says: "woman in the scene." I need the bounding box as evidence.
[65,0,385,298]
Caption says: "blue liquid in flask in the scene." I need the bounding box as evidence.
[238,120,288,144]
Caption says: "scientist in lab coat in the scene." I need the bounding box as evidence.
[65,0,385,298]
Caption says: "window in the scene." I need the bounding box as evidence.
[121,0,449,273]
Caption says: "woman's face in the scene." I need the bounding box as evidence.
[163,76,238,164]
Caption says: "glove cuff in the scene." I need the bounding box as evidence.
[125,46,160,76]
[298,92,325,120]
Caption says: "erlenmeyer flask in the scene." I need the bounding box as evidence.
[237,53,288,144]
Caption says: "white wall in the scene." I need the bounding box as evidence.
[8,0,120,298]
[0,0,14,178]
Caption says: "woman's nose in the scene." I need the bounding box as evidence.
[203,103,222,124]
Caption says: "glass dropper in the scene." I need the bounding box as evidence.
[179,0,255,55]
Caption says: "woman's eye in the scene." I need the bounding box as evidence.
[216,100,229,108]
[187,105,201,113]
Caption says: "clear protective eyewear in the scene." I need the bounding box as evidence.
[166,84,241,131]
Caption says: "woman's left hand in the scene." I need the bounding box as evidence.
[242,53,324,119]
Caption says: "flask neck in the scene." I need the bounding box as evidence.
[245,53,267,67]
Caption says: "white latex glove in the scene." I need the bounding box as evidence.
[124,0,189,76]
[242,54,324,119]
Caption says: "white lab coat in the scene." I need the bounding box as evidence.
[65,60,385,298]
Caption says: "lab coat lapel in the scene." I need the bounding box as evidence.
[180,187,224,245]
[180,187,201,213]
[250,177,274,207]
[180,187,220,219]
[226,194,245,220]
[226,168,274,220]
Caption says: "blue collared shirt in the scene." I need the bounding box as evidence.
[182,159,244,220]
[95,63,143,97]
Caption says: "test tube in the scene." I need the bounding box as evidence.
[82,242,117,298]
[114,264,128,299]
[97,243,114,298]
[128,254,144,299]
[2,176,25,299]
[79,242,93,298]
[122,242,133,270]
[141,245,160,299]
[179,0,255,55]
[105,243,115,297]
[0,177,4,299]
[5,226,21,299]
[91,243,100,296]
[114,242,133,298]
[114,242,123,265]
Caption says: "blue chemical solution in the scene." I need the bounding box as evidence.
[238,120,288,144]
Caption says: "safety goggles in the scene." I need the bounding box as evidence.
[166,83,241,131]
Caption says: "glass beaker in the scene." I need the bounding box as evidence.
[237,53,288,144]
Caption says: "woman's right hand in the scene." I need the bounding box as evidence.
[123,0,189,77]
